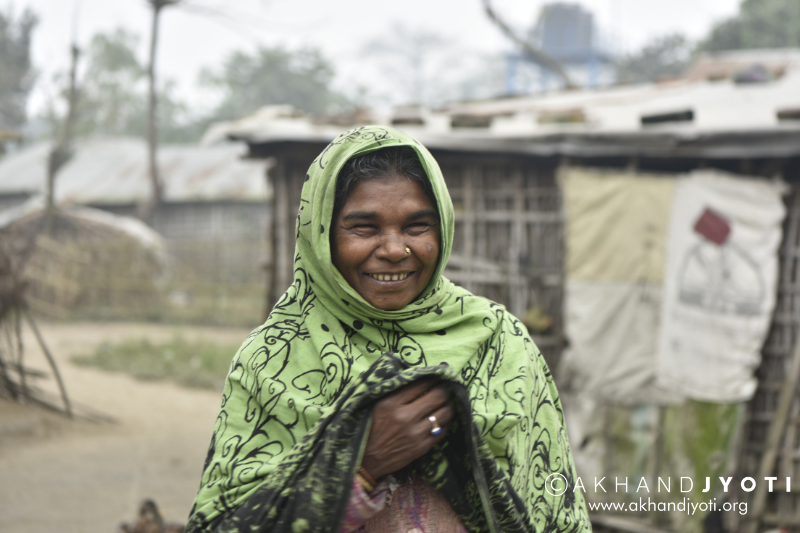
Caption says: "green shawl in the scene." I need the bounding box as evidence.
[187,126,590,533]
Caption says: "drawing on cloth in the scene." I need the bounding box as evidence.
[677,207,765,316]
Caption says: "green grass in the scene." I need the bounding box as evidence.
[72,336,241,390]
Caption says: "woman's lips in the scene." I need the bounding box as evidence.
[367,271,413,282]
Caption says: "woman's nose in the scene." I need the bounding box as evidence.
[375,238,407,262]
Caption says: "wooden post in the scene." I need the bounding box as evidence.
[509,169,526,318]
[0,341,16,400]
[744,332,800,533]
[778,400,799,517]
[14,308,26,397]
[271,159,291,305]
[647,405,665,527]
[263,161,275,320]
[463,165,476,293]
[140,0,182,223]
[22,307,72,417]
[140,0,180,223]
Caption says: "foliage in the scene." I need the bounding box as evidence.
[0,6,38,131]
[613,0,800,83]
[699,0,800,51]
[72,335,240,390]
[615,33,693,84]
[200,46,348,119]
[73,29,146,137]
[44,28,204,143]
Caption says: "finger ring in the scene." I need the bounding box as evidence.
[428,415,442,436]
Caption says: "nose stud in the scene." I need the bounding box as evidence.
[405,247,411,255]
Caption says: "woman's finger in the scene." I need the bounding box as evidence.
[409,383,450,418]
[394,377,440,404]
[418,404,453,440]
[429,403,454,427]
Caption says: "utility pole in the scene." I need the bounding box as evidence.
[139,0,180,224]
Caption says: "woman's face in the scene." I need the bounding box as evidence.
[332,174,440,310]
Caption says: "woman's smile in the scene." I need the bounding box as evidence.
[331,174,439,310]
[367,271,413,282]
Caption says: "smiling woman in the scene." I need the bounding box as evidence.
[186,126,590,533]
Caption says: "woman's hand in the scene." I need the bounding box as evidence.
[360,378,454,480]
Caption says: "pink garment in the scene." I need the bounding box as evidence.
[340,475,468,533]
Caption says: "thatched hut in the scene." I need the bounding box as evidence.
[0,138,270,325]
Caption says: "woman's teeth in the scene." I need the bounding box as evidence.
[370,272,410,282]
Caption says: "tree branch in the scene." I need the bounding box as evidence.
[481,0,575,88]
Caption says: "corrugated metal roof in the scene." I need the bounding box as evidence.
[214,70,800,160]
[0,137,270,204]
[441,70,800,135]
[210,62,800,139]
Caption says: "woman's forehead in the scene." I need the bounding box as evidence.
[339,175,436,214]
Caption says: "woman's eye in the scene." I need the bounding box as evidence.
[406,223,433,233]
[350,224,377,233]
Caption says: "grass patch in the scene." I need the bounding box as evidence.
[72,336,241,390]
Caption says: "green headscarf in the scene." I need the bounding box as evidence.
[187,126,590,533]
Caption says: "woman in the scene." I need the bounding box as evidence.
[187,126,590,533]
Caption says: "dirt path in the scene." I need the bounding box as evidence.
[0,321,253,533]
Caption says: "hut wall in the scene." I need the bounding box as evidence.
[93,201,270,326]
[436,152,563,363]
[737,178,800,529]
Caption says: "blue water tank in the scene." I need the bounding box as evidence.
[532,2,602,64]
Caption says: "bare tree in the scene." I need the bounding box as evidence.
[46,44,80,233]
[139,0,181,224]
[481,0,575,88]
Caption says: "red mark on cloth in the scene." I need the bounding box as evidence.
[693,208,731,245]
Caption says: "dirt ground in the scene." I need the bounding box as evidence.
[0,321,254,533]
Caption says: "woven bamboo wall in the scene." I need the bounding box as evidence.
[437,153,563,363]
[737,184,800,531]
[63,201,271,326]
[25,234,163,318]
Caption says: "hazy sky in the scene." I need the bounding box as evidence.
[10,0,742,113]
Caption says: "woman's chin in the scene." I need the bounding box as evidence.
[363,289,418,311]
[367,294,415,311]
